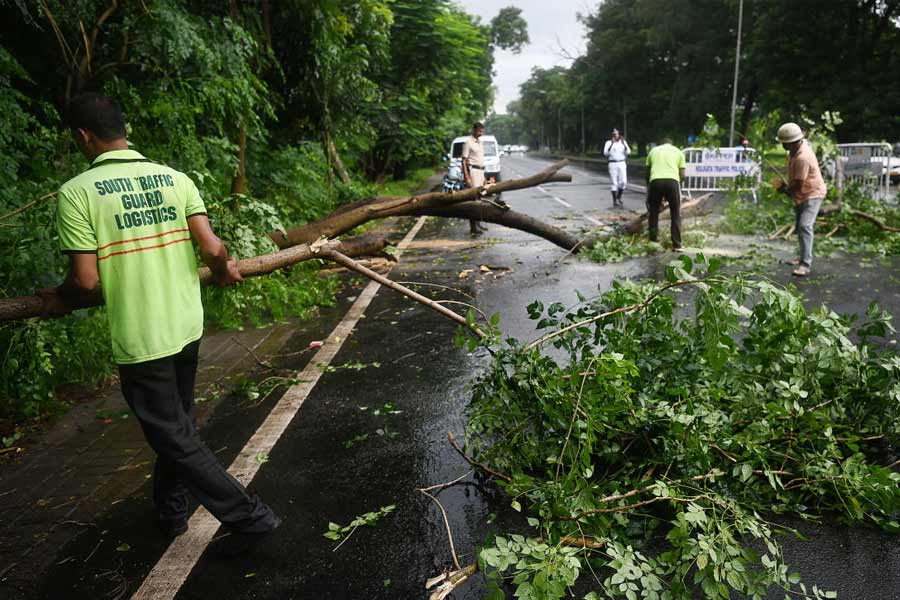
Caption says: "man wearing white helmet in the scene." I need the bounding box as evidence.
[603,128,630,207]
[775,122,827,277]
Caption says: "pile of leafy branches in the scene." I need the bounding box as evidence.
[465,255,900,599]
[583,236,663,264]
[584,232,711,264]
[722,184,900,257]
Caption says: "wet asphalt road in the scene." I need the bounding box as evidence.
[26,156,900,599]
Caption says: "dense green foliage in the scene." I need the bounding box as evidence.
[467,255,900,599]
[505,0,900,151]
[0,0,521,421]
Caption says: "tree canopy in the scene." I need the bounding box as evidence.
[505,0,900,152]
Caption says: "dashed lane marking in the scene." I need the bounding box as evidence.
[131,217,429,600]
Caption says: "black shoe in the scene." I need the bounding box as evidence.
[209,517,282,557]
[158,516,189,539]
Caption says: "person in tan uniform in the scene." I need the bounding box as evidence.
[461,122,487,234]
[775,122,827,277]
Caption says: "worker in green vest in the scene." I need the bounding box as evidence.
[40,93,279,553]
[645,137,686,250]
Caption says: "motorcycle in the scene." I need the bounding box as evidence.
[442,163,465,193]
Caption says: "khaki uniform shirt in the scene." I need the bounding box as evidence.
[461,136,485,168]
[788,142,827,204]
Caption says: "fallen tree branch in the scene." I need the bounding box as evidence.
[425,536,606,599]
[447,431,512,483]
[318,249,485,338]
[0,233,389,322]
[411,201,580,251]
[418,489,461,570]
[845,209,900,233]
[269,160,573,248]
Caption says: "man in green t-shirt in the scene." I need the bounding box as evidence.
[41,93,279,549]
[645,137,686,250]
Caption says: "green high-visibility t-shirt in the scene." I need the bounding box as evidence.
[57,150,207,364]
[646,143,686,182]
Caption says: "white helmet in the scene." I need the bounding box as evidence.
[776,122,803,144]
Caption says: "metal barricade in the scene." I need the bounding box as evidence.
[837,143,894,201]
[682,147,761,201]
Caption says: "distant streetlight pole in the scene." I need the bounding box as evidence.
[728,0,744,146]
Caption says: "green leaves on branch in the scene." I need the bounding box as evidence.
[323,504,396,551]
[465,254,898,598]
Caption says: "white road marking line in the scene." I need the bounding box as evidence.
[533,182,603,226]
[131,217,429,600]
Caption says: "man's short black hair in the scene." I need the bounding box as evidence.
[473,121,484,129]
[65,93,126,141]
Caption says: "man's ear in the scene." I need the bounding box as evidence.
[73,128,91,151]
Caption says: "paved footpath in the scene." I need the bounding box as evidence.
[4,157,900,599]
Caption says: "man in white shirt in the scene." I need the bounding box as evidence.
[462,122,487,234]
[603,128,631,207]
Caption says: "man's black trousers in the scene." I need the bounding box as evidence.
[646,178,682,247]
[119,340,277,533]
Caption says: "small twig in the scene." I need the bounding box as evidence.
[394,281,476,301]
[824,225,841,239]
[710,443,738,463]
[782,225,795,240]
[0,562,17,579]
[0,191,57,222]
[230,336,273,369]
[768,224,790,240]
[447,432,512,483]
[434,300,490,324]
[417,470,474,493]
[558,535,606,549]
[418,489,461,570]
[555,472,721,521]
[84,538,103,563]
[556,357,599,480]
[332,525,359,553]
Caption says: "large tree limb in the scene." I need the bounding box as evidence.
[269,160,573,248]
[0,234,389,322]
[411,201,581,251]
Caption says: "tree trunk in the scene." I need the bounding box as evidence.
[410,202,580,251]
[268,160,573,248]
[326,134,351,185]
[231,125,248,195]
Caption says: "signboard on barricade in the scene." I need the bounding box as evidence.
[682,147,760,201]
[837,143,893,200]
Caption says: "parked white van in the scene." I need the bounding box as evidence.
[449,135,502,183]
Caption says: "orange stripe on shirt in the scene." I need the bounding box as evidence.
[98,236,192,261]
[96,228,190,251]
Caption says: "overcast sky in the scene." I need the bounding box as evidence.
[457,0,592,115]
